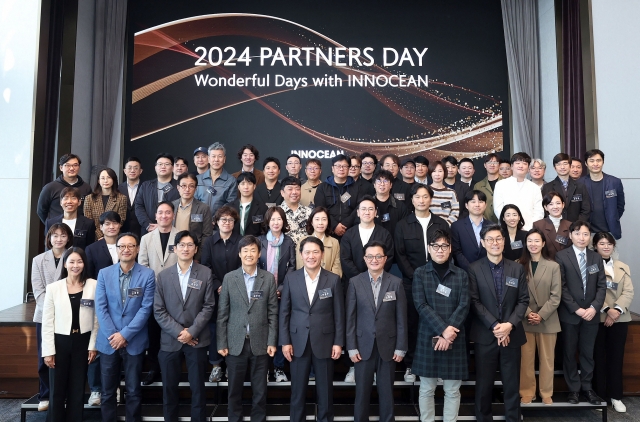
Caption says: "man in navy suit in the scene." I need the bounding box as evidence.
[280,236,345,422]
[86,211,122,278]
[451,190,488,271]
[95,232,156,422]
[118,157,144,238]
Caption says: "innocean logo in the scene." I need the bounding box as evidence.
[291,150,345,159]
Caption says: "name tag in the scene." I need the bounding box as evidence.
[571,194,582,202]
[252,215,264,224]
[74,229,87,238]
[250,290,264,300]
[318,288,333,299]
[605,189,617,198]
[207,186,217,195]
[190,213,203,223]
[506,276,519,288]
[555,235,568,245]
[606,280,619,290]
[340,192,351,203]
[162,184,173,193]
[394,193,405,201]
[188,279,203,290]
[440,201,452,209]
[381,213,390,222]
[80,299,94,308]
[510,240,523,249]
[383,291,396,301]
[128,287,143,298]
[266,202,276,208]
[587,264,599,274]
[436,284,451,297]
[309,202,315,209]
[168,245,175,253]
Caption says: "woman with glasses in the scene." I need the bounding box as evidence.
[500,204,527,262]
[172,173,212,260]
[42,247,99,422]
[533,192,572,260]
[83,167,128,239]
[518,228,561,405]
[295,206,342,276]
[428,161,460,225]
[592,232,634,413]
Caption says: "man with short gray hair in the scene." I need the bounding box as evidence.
[195,142,238,216]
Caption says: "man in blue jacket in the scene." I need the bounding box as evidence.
[96,232,156,422]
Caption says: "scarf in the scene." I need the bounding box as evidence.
[266,231,283,283]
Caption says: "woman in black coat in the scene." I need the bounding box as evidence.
[500,204,527,262]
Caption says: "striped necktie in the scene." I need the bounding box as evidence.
[579,252,587,296]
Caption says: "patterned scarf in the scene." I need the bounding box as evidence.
[266,231,283,283]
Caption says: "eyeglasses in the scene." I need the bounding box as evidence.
[306,167,320,171]
[178,184,196,190]
[375,179,391,185]
[486,161,499,165]
[156,162,172,167]
[350,165,361,169]
[176,243,196,249]
[359,207,375,212]
[429,243,450,251]
[483,237,504,244]
[219,218,235,224]
[62,163,79,168]
[362,161,375,166]
[333,165,349,170]
[364,255,385,261]
[125,166,140,171]
[117,245,137,251]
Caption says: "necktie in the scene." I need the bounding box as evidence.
[579,252,587,296]
[561,179,569,193]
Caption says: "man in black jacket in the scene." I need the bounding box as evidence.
[230,172,268,237]
[372,169,409,237]
[314,154,374,238]
[44,187,96,251]
[542,153,591,222]
[118,157,143,238]
[134,153,180,234]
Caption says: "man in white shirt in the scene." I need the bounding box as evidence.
[493,152,544,230]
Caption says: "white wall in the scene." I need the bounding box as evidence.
[0,0,43,311]
[591,0,640,311]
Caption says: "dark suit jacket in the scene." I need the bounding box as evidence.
[85,239,116,279]
[555,247,606,325]
[542,176,591,222]
[449,180,470,219]
[468,257,529,348]
[503,229,527,262]
[582,173,625,239]
[257,234,296,287]
[154,262,215,351]
[255,181,283,207]
[346,271,408,361]
[200,232,241,292]
[532,217,572,260]
[134,178,180,231]
[45,215,96,251]
[451,217,487,271]
[171,198,213,260]
[279,268,345,359]
[118,182,142,237]
[340,224,394,281]
[230,197,268,237]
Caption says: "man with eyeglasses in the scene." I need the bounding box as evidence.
[379,154,412,208]
[473,153,503,223]
[314,154,374,238]
[134,153,180,234]
[118,157,144,237]
[468,224,529,422]
[371,169,409,239]
[300,159,322,207]
[286,153,303,179]
[195,142,238,217]
[37,153,92,223]
[96,232,155,422]
[359,152,378,183]
[138,201,179,385]
[346,241,407,422]
[172,173,212,261]
[542,153,591,222]
[154,230,215,422]
[413,229,469,422]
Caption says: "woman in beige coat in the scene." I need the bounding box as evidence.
[518,228,562,405]
[295,206,342,276]
[593,232,634,413]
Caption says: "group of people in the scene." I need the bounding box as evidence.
[31,143,631,422]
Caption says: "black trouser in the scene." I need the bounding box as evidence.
[36,323,50,401]
[403,283,418,368]
[474,342,521,422]
[100,348,144,422]
[353,340,396,422]
[593,322,628,401]
[48,332,90,422]
[159,345,208,422]
[561,320,599,392]
[146,315,161,372]
[226,338,269,422]
[290,338,334,422]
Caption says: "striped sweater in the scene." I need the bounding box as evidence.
[429,186,460,225]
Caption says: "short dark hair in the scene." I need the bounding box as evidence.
[499,204,525,231]
[519,228,551,269]
[60,187,81,200]
[299,236,324,253]
[593,231,616,249]
[552,153,572,166]
[60,247,90,284]
[305,158,322,168]
[117,232,140,246]
[428,229,451,245]
[174,156,189,168]
[379,154,400,168]
[359,152,378,165]
[484,153,500,163]
[571,157,581,164]
[124,156,142,168]
[542,191,565,208]
[281,176,302,188]
[286,153,302,164]
[155,153,174,165]
[174,230,199,248]
[441,156,458,167]
[510,152,531,165]
[350,155,362,166]
[569,220,590,233]
[364,240,387,256]
[45,223,74,250]
[263,156,281,169]
[357,195,376,208]
[499,158,511,165]
[238,235,261,252]
[458,158,473,167]
[414,155,429,166]
[92,167,119,199]
[306,206,332,235]
[59,153,81,166]
[236,171,257,185]
[213,205,239,224]
[480,223,505,240]
[464,189,487,204]
[584,149,604,162]
[263,206,290,233]
[157,200,175,213]
[373,169,394,183]
[99,211,122,225]
[331,154,349,165]
[410,183,433,197]
[177,173,198,185]
[237,144,260,161]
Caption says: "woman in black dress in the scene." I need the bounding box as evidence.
[500,204,527,262]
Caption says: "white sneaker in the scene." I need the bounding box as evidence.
[404,368,417,382]
[37,400,49,411]
[88,391,101,406]
[274,367,288,382]
[344,367,356,383]
[209,366,223,382]
[374,372,377,384]
[612,399,626,413]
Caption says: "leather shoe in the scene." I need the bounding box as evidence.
[142,370,159,386]
[585,390,603,405]
[567,392,580,404]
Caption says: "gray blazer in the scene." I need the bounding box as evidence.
[154,262,215,352]
[346,271,408,362]
[217,268,279,356]
[139,227,178,276]
[31,250,63,323]
[171,198,213,259]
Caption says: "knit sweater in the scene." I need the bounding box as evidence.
[429,186,459,225]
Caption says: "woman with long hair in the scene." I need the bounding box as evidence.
[83,167,127,239]
[428,161,460,225]
[500,204,527,261]
[295,206,342,276]
[532,191,572,260]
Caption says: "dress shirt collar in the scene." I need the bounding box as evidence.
[488,259,504,271]
[177,261,194,276]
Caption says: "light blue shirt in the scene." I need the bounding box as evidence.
[177,261,193,300]
[242,266,257,333]
[470,217,484,245]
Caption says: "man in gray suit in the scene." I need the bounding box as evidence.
[154,230,215,422]
[280,236,345,422]
[346,241,407,422]
[217,235,278,422]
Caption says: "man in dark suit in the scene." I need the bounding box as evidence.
[86,211,122,278]
[231,172,268,237]
[346,241,407,422]
[134,153,180,234]
[280,236,345,422]
[468,224,529,422]
[555,220,606,405]
[44,187,96,250]
[542,153,591,222]
[154,230,215,422]
[118,157,143,238]
[217,235,278,422]
[451,190,488,271]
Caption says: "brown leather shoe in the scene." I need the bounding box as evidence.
[542,397,553,405]
[521,396,534,404]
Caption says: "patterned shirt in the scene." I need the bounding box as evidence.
[119,266,133,306]
[280,202,312,249]
[488,259,505,319]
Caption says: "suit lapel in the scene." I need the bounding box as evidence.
[99,240,113,263]
[310,270,327,308]
[480,259,498,302]
[568,248,582,279]
[43,251,57,281]
[152,230,164,265]
[105,195,116,212]
[375,273,392,314]
[463,218,480,250]
[163,229,177,264]
[359,273,377,312]
[297,271,312,308]
[172,265,185,306]
[122,265,138,314]
[234,270,250,306]
[248,272,265,310]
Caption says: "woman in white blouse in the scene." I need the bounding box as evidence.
[42,247,99,422]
